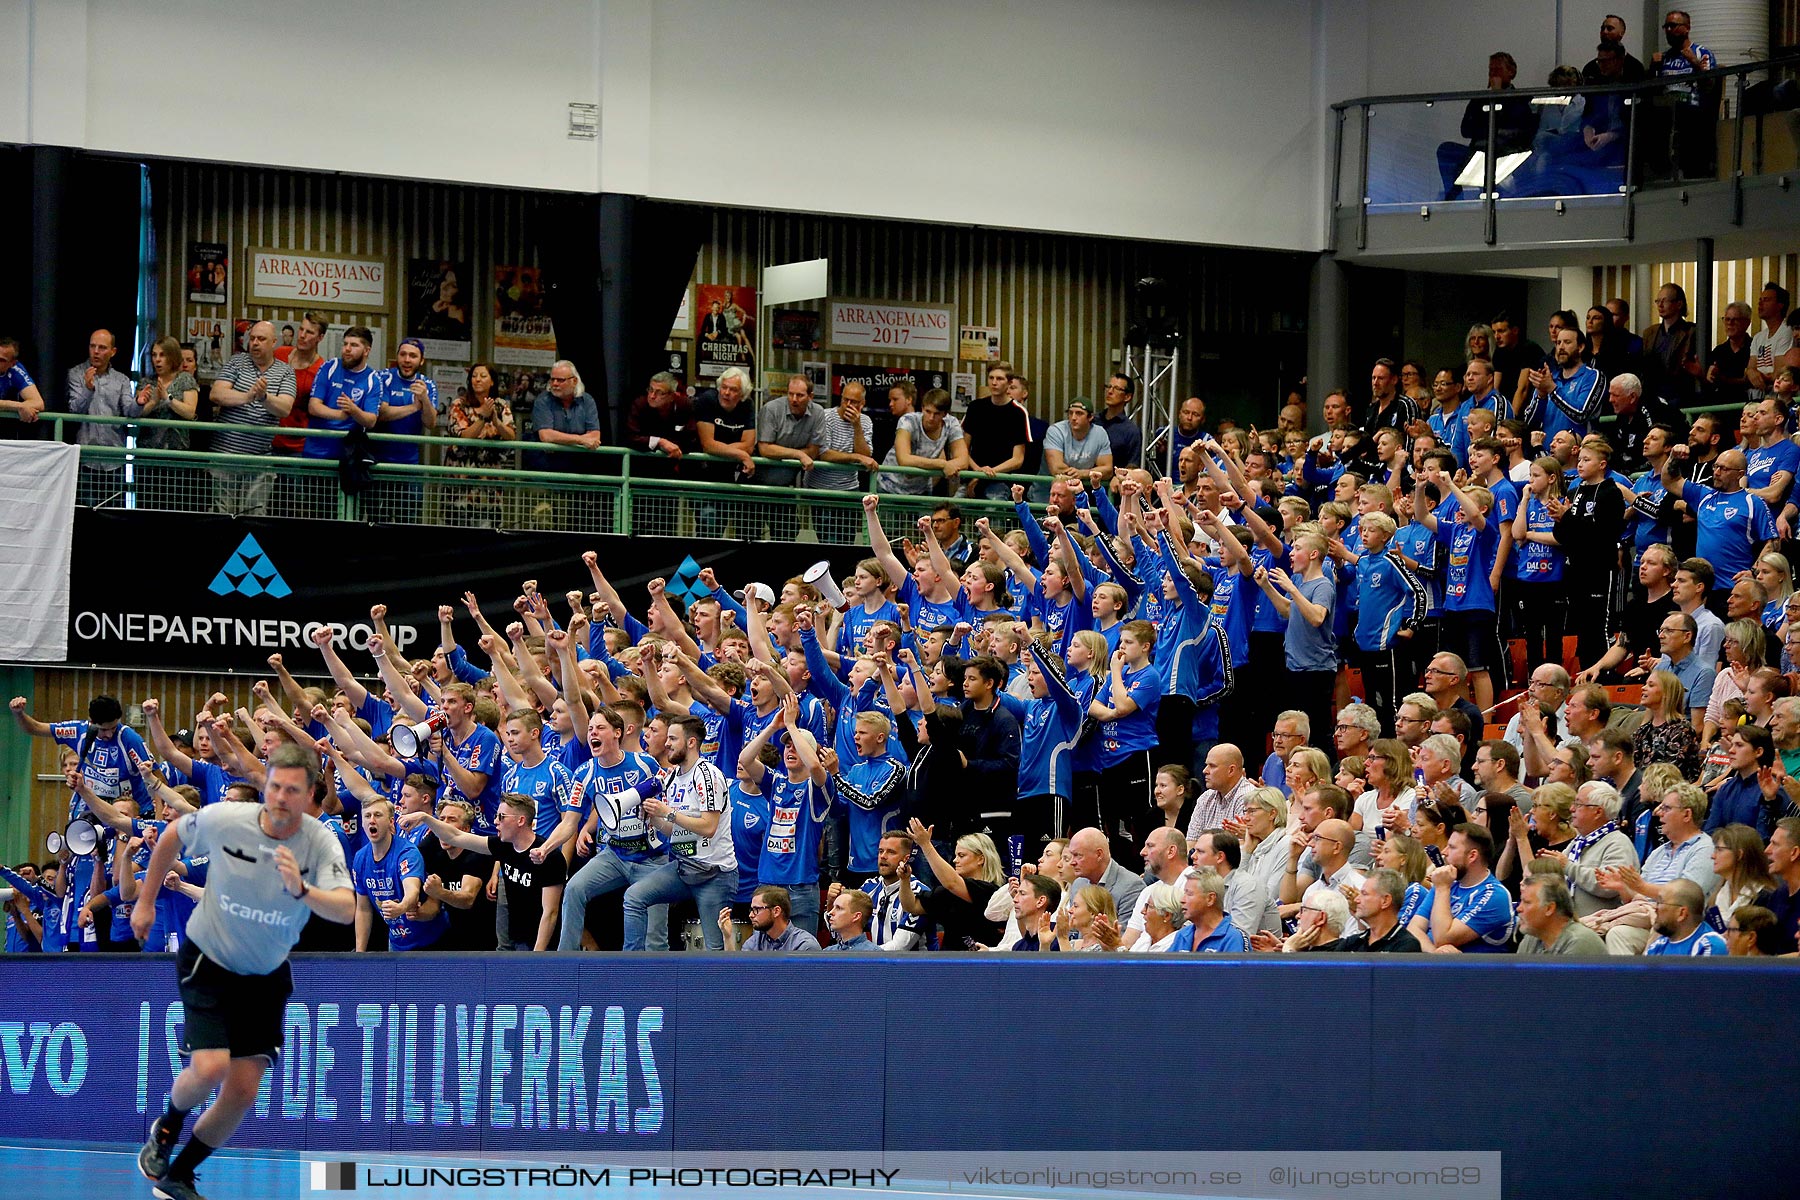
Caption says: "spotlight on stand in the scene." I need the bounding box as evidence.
[391,712,450,759]
[1126,276,1180,351]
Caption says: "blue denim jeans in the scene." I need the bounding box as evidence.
[558,850,670,951]
[622,860,739,951]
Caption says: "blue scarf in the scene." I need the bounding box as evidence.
[1564,820,1618,865]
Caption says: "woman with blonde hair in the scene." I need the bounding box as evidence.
[1234,786,1289,910]
[1374,833,1432,926]
[1750,552,1793,629]
[1705,619,1768,745]
[1466,323,1496,362]
[899,820,1008,948]
[1633,669,1702,780]
[1054,883,1120,951]
[1499,781,1577,882]
[1285,747,1332,802]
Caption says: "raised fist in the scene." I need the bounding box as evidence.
[582,551,599,569]
[369,603,387,622]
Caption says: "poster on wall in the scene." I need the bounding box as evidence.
[959,325,1000,361]
[233,319,254,355]
[802,360,830,401]
[670,284,693,337]
[184,318,231,376]
[827,298,955,358]
[248,246,388,313]
[952,371,979,413]
[404,259,473,361]
[771,308,821,351]
[493,266,558,368]
[695,284,757,380]
[831,364,951,413]
[663,349,691,390]
[431,365,470,409]
[186,243,229,306]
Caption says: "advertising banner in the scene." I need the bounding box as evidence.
[64,510,867,673]
[827,299,954,358]
[830,364,953,414]
[249,247,389,313]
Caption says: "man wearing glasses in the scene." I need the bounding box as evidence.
[1664,446,1777,617]
[526,360,602,472]
[722,884,820,952]
[927,503,973,571]
[1587,783,1718,954]
[1287,815,1364,937]
[1645,612,1714,731]
[1262,711,1310,794]
[1539,781,1639,919]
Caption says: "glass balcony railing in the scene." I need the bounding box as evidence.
[7,411,1068,545]
[1333,49,1800,247]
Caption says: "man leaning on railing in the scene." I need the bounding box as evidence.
[65,327,140,508]
[207,320,297,517]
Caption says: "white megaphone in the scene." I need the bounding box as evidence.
[803,560,849,612]
[62,818,100,857]
[391,712,450,758]
[45,830,64,855]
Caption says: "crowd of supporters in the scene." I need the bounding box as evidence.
[7,267,1800,959]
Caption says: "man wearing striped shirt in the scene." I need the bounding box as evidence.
[207,321,297,516]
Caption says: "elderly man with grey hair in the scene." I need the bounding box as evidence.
[1333,702,1380,761]
[1516,873,1608,954]
[527,359,602,473]
[1415,733,1480,810]
[1606,369,1682,475]
[209,320,298,515]
[1171,867,1247,953]
[1503,662,1570,762]
[1539,780,1640,918]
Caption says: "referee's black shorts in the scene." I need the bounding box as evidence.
[176,938,293,1064]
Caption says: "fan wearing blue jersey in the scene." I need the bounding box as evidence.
[499,708,579,868]
[864,494,970,647]
[557,708,667,951]
[1643,879,1729,956]
[1519,325,1607,445]
[143,699,244,808]
[1253,532,1338,763]
[1415,823,1516,953]
[1663,445,1778,614]
[1350,512,1428,736]
[826,711,908,881]
[308,624,397,741]
[429,682,503,833]
[352,799,447,951]
[738,694,831,933]
[13,693,155,815]
[1086,620,1163,861]
[2,865,47,952]
[1415,467,1505,712]
[303,326,384,459]
[1146,485,1231,771]
[1510,456,1571,673]
[1016,640,1089,857]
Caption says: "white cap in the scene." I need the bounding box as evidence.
[735,582,776,606]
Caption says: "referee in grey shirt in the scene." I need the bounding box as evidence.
[131,743,353,1200]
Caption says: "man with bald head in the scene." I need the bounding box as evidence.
[209,320,297,515]
[1065,826,1144,920]
[1664,443,1778,616]
[1187,743,1252,839]
[66,328,142,506]
[1300,816,1366,936]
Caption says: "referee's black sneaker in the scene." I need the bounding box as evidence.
[137,1125,173,1182]
[151,1174,207,1200]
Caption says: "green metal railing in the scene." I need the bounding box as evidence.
[16,411,1063,544]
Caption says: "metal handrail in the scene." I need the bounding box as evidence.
[11,410,1067,490]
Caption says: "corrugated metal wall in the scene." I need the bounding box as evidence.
[688,208,1311,416]
[152,163,1310,421]
[153,162,543,364]
[1594,252,1800,342]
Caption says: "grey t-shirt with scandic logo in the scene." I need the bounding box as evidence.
[177,804,351,976]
